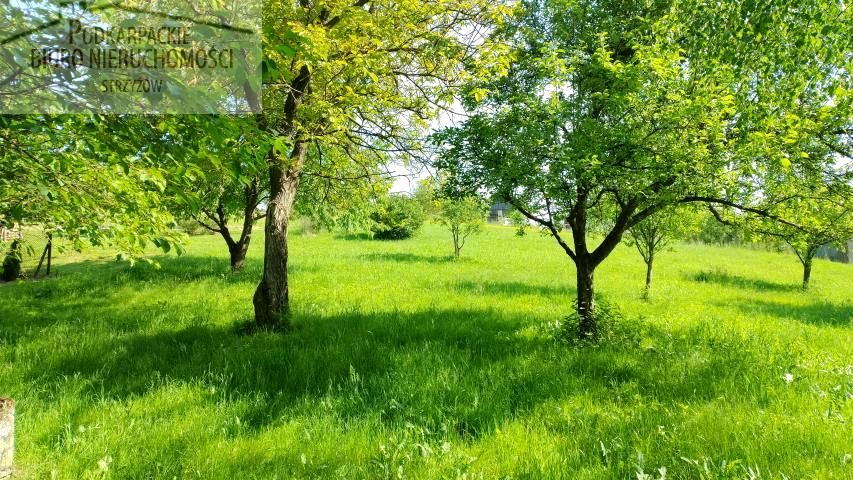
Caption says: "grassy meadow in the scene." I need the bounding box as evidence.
[0,223,852,479]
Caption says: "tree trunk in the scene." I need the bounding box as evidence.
[576,259,596,339]
[452,225,461,257]
[644,255,653,299]
[229,241,250,271]
[0,398,13,479]
[228,180,261,272]
[252,144,306,329]
[802,258,812,290]
[252,64,310,329]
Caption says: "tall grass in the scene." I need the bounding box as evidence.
[0,224,851,478]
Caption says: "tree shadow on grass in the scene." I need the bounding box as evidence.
[4,254,316,301]
[58,254,265,284]
[453,280,573,298]
[0,254,315,345]
[20,309,543,436]
[722,299,853,328]
[14,300,786,450]
[3,254,802,473]
[359,252,457,264]
[688,269,801,293]
[335,232,373,241]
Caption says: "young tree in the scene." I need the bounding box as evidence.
[250,0,505,328]
[435,0,852,338]
[437,196,487,257]
[147,116,271,272]
[735,187,853,290]
[625,207,697,298]
[788,227,852,291]
[508,210,528,236]
[151,116,387,271]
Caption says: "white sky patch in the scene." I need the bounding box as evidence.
[390,97,469,193]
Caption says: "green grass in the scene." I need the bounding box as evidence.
[1,224,851,479]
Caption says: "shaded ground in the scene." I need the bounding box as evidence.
[1,225,851,478]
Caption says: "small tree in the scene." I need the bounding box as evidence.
[370,194,425,240]
[433,0,851,339]
[625,207,697,298]
[508,210,528,237]
[753,198,852,291]
[437,196,487,257]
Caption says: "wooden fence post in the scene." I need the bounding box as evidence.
[45,234,52,276]
[0,398,13,479]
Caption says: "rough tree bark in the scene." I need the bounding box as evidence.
[575,257,596,338]
[252,143,306,328]
[801,255,813,290]
[195,177,262,272]
[644,254,654,295]
[228,241,251,271]
[252,65,311,329]
[0,398,13,479]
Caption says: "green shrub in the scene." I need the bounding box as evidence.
[508,210,528,236]
[370,194,425,240]
[291,216,322,236]
[177,218,215,236]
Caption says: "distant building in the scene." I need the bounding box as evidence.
[488,202,512,223]
[816,240,853,264]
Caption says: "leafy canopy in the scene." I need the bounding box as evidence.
[435,0,852,267]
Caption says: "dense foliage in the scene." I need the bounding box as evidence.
[0,115,185,258]
[251,0,507,327]
[435,0,853,338]
[369,194,425,240]
[0,240,21,281]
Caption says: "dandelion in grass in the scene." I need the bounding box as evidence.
[97,456,112,472]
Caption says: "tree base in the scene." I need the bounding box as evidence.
[0,398,14,479]
[252,283,291,331]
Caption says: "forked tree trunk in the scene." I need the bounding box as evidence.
[796,245,819,291]
[252,144,306,329]
[228,240,251,271]
[225,181,260,272]
[575,259,596,339]
[452,225,461,257]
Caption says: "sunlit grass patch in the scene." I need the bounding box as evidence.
[1,224,851,478]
